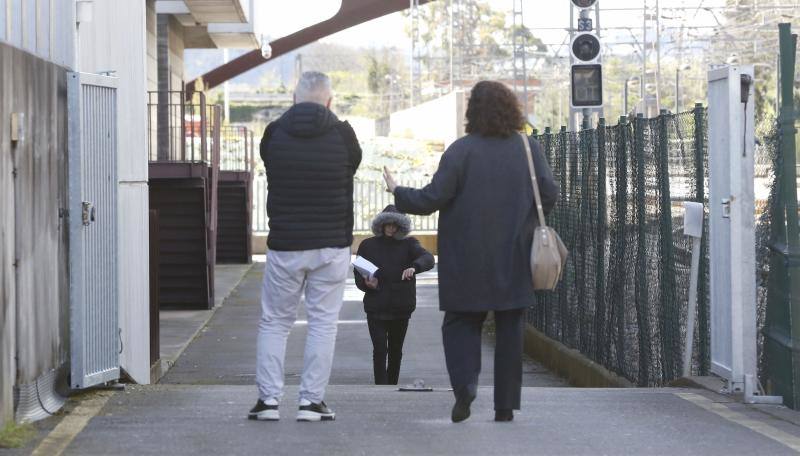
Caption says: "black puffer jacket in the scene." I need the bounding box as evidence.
[260,102,362,251]
[354,206,435,319]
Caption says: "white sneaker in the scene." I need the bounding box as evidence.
[297,399,335,422]
[248,398,279,421]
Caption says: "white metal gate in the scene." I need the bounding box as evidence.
[67,72,120,389]
[708,65,756,393]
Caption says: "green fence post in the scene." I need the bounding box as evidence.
[559,126,569,341]
[634,113,652,386]
[542,126,554,332]
[544,127,553,165]
[612,116,629,376]
[693,102,710,376]
[657,109,679,381]
[595,118,608,363]
[765,22,800,408]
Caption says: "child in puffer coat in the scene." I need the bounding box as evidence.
[354,205,435,385]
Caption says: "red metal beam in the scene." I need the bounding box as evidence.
[186,0,434,98]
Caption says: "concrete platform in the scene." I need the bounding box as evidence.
[157,263,254,381]
[60,385,800,455]
[23,260,800,456]
[159,262,565,388]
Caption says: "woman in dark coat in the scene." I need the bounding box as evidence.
[354,205,435,385]
[383,81,559,422]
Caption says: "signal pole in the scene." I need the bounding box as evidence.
[569,0,603,130]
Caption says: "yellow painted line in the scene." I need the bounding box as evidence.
[31,390,114,456]
[676,392,800,453]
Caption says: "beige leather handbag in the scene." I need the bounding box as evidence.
[519,132,568,291]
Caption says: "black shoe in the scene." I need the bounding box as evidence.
[297,400,336,422]
[495,409,514,422]
[248,399,279,421]
[451,392,476,423]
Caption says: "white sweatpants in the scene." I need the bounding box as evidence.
[256,247,351,404]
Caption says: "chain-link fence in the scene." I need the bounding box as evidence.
[756,121,792,393]
[527,107,711,386]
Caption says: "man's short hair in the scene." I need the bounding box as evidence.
[294,71,332,105]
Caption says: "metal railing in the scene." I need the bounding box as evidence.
[219,126,255,173]
[147,91,218,163]
[252,178,439,233]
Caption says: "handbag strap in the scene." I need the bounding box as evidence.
[519,132,547,228]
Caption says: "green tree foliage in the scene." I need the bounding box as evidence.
[710,0,799,126]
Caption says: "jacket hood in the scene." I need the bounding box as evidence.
[279,102,339,138]
[371,205,412,239]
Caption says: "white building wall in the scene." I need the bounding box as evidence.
[0,0,75,67]
[78,0,151,384]
[389,91,467,149]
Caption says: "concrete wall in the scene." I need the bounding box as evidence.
[145,3,185,92]
[389,91,467,148]
[0,42,70,428]
[146,1,158,91]
[78,0,151,384]
[168,17,186,91]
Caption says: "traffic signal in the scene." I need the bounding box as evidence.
[571,64,603,107]
[569,1,602,108]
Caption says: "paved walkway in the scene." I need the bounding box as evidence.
[160,264,565,388]
[22,262,800,455]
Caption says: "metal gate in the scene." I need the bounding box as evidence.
[708,65,757,393]
[67,72,120,389]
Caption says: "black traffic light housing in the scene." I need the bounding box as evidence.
[571,33,600,62]
[571,64,603,107]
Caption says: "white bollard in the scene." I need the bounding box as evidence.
[683,202,704,378]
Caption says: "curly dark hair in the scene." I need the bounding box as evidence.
[465,80,524,137]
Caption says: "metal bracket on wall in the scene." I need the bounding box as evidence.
[721,198,731,218]
[10,112,25,143]
[81,201,96,226]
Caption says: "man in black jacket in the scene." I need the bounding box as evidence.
[249,71,362,423]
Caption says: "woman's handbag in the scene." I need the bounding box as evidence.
[519,132,568,291]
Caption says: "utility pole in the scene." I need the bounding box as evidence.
[512,0,529,119]
[655,0,661,112]
[223,49,230,122]
[594,0,604,120]
[641,0,647,114]
[409,0,421,107]
[569,2,576,131]
[449,0,454,92]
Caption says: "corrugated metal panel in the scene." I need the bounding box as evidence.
[68,72,120,389]
[13,368,66,423]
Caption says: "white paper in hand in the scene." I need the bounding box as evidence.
[352,256,379,280]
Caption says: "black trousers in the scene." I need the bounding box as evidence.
[442,308,524,410]
[367,317,410,385]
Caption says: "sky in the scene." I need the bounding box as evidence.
[253,0,727,54]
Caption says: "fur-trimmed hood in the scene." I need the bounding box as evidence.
[371,205,412,239]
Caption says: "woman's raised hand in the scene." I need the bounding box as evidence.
[383,166,397,194]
